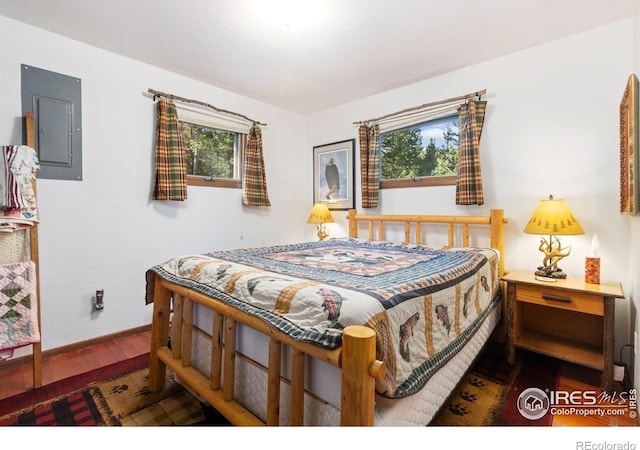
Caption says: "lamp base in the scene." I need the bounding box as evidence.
[534,266,567,279]
[316,225,329,241]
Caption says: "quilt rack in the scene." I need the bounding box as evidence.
[0,112,42,388]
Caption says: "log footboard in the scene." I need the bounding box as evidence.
[147,276,385,426]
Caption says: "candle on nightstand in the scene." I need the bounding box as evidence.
[585,234,600,284]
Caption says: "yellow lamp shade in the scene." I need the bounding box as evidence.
[523,195,584,236]
[307,203,334,224]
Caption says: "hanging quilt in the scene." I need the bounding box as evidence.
[0,261,40,360]
[0,145,39,232]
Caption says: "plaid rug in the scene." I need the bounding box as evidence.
[0,354,227,426]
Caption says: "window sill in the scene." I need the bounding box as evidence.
[187,176,241,189]
[380,175,456,189]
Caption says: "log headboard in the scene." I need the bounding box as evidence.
[347,208,507,276]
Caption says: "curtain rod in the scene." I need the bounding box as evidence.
[147,88,267,127]
[353,89,486,125]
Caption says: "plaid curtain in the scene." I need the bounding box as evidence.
[242,125,271,206]
[152,99,187,201]
[359,124,380,208]
[455,100,487,206]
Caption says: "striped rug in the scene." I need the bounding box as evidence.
[0,354,212,426]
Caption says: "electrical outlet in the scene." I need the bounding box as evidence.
[94,289,104,310]
[614,364,626,382]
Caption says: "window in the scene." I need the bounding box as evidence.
[380,113,459,188]
[180,122,245,188]
[176,104,249,189]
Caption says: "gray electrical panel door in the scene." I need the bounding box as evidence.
[21,64,82,181]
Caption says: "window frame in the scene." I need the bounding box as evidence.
[380,174,456,189]
[186,175,242,189]
[176,104,249,190]
[378,112,459,189]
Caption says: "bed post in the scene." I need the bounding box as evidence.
[340,325,385,426]
[347,209,357,238]
[490,208,508,343]
[489,209,506,276]
[148,277,171,391]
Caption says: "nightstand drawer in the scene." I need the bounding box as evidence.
[516,284,604,316]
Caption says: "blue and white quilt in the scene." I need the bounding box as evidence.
[146,237,501,399]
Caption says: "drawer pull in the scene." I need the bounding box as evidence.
[542,294,571,303]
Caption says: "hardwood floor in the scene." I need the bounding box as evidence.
[552,360,637,426]
[0,330,151,401]
[0,329,636,426]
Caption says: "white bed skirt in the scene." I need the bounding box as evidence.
[181,303,501,426]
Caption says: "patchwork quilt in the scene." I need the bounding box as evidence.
[0,261,40,360]
[146,237,501,399]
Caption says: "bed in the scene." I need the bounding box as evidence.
[145,208,507,426]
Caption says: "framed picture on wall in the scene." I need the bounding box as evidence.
[620,73,639,215]
[313,139,355,210]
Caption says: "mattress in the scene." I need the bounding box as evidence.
[185,300,500,426]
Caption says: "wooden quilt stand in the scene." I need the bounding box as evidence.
[0,113,42,389]
[26,112,42,388]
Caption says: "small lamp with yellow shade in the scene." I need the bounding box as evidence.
[307,203,334,240]
[523,195,584,280]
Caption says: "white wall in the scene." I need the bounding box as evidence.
[0,16,310,352]
[307,19,636,372]
[1,14,637,386]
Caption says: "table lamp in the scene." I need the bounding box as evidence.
[523,195,584,279]
[307,203,334,240]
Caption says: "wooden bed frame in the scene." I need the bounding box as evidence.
[147,208,507,426]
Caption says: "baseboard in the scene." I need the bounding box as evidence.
[0,324,151,371]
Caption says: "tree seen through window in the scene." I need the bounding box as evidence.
[180,122,237,179]
[380,114,459,181]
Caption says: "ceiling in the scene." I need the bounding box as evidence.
[1,0,639,114]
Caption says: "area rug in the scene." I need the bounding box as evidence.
[0,347,558,427]
[432,344,558,426]
[0,353,222,426]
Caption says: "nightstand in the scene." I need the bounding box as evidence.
[502,270,625,392]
